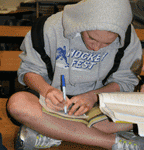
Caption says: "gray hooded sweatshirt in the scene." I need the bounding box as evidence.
[18,0,142,95]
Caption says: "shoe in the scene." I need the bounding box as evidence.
[112,131,144,150]
[15,125,62,150]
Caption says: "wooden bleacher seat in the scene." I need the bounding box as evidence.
[0,51,21,71]
[0,26,31,37]
[0,26,143,73]
[0,26,143,40]
[135,29,144,41]
[0,51,22,96]
[0,26,144,95]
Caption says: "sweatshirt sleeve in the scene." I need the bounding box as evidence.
[105,25,143,92]
[17,31,50,86]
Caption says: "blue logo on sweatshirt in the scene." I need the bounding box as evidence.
[56,46,108,70]
[56,46,69,67]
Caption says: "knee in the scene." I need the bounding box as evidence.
[7,92,27,117]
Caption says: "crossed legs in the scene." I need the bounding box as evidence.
[7,91,133,149]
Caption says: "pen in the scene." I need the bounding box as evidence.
[62,75,67,114]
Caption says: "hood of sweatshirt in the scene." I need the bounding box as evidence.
[62,0,132,47]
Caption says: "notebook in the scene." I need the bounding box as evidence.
[39,95,108,128]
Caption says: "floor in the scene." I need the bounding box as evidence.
[0,98,106,150]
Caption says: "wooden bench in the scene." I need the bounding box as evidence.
[0,26,143,40]
[0,51,22,96]
[0,51,21,71]
[135,29,144,41]
[0,26,30,96]
[0,26,144,96]
[0,50,144,74]
[0,26,31,37]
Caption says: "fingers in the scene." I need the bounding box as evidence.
[48,95,64,106]
[45,89,65,106]
[68,102,79,115]
[78,107,89,116]
[45,98,64,111]
[45,88,91,115]
[73,105,89,116]
[68,102,89,116]
[45,88,71,111]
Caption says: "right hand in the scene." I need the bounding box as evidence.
[44,87,70,112]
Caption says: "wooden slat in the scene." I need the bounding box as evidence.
[0,51,21,71]
[0,50,144,76]
[135,29,144,41]
[0,27,143,74]
[0,25,143,40]
[0,26,31,37]
[141,71,144,76]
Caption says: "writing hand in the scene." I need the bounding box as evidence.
[67,92,98,116]
[45,87,70,111]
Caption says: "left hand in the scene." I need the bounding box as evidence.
[67,91,98,116]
